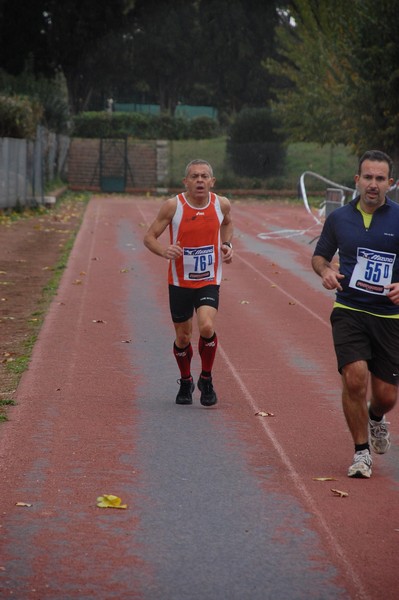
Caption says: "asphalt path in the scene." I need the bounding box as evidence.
[0,196,398,600]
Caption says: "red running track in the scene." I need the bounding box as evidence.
[0,196,397,600]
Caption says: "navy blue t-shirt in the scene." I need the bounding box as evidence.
[313,197,399,315]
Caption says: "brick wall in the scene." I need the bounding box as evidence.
[67,138,169,192]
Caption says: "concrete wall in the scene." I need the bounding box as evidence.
[67,138,169,192]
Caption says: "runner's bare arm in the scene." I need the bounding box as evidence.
[219,196,233,263]
[312,255,345,291]
[143,198,183,259]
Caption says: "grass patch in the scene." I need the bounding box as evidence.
[169,137,230,185]
[0,398,16,422]
[168,138,358,190]
[285,143,357,189]
[1,191,89,420]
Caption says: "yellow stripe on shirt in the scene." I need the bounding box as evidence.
[333,302,399,318]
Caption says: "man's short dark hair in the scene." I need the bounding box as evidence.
[358,150,393,178]
[185,159,213,177]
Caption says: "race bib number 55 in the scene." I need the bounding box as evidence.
[183,245,215,280]
[349,247,396,295]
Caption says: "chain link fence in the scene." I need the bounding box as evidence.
[0,126,70,210]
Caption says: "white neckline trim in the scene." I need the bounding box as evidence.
[182,192,211,210]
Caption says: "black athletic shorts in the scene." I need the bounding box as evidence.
[169,284,220,323]
[330,307,399,385]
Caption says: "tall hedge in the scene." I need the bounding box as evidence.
[227,108,286,177]
[71,112,218,140]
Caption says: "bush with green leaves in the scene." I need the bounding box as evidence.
[0,69,69,134]
[0,94,42,139]
[71,112,218,140]
[227,108,286,177]
[189,116,218,140]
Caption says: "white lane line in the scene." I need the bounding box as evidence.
[218,342,370,600]
[137,199,368,597]
[235,252,331,328]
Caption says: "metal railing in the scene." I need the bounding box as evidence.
[299,171,356,225]
[299,170,399,225]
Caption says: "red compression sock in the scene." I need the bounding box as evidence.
[198,332,218,374]
[173,342,193,379]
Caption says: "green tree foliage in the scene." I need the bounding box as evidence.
[128,0,283,117]
[197,0,281,116]
[268,0,399,169]
[0,0,283,119]
[0,0,136,113]
[131,0,200,115]
[340,1,399,167]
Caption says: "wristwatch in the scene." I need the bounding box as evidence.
[222,241,233,249]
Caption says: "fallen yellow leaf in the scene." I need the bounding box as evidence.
[255,411,275,417]
[312,477,337,482]
[240,300,250,304]
[15,502,32,507]
[96,494,127,509]
[331,488,348,498]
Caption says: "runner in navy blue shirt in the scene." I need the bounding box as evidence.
[312,150,399,478]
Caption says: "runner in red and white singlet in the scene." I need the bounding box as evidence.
[144,159,233,407]
[168,191,224,288]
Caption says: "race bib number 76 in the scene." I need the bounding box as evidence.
[349,247,396,295]
[183,245,215,280]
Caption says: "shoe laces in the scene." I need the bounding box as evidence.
[354,450,372,466]
[370,419,390,438]
[178,378,193,389]
[200,377,213,393]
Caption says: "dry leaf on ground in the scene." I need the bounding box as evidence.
[331,488,348,498]
[96,494,127,509]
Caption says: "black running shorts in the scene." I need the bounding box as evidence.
[330,307,399,385]
[169,284,220,323]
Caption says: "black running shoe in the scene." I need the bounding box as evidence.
[197,376,218,406]
[176,377,194,405]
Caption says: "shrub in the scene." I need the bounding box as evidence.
[0,69,69,134]
[227,108,286,177]
[0,94,42,139]
[189,116,218,140]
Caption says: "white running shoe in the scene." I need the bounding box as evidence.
[347,450,372,478]
[369,416,391,454]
